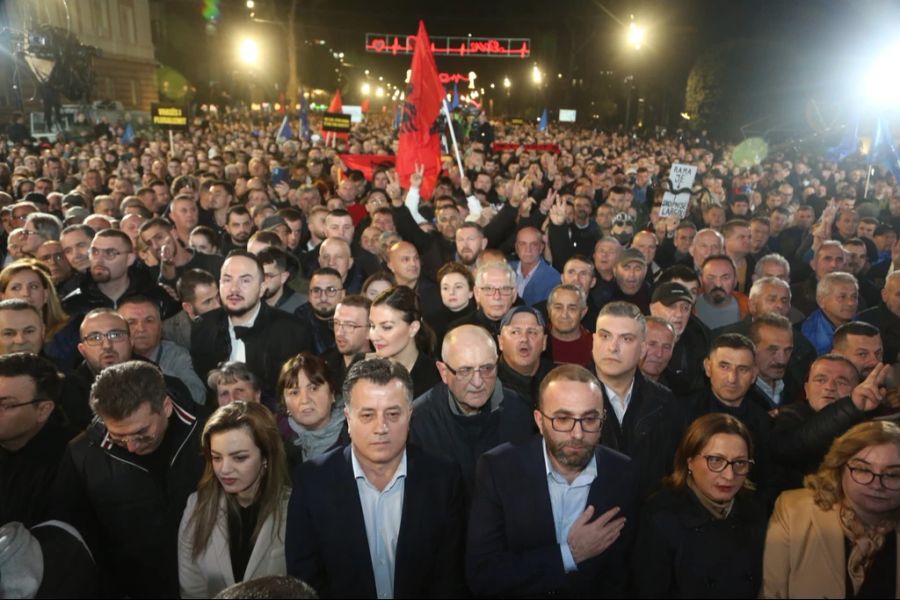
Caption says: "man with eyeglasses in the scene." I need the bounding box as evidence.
[322,294,372,387]
[35,240,77,296]
[410,324,535,493]
[62,229,180,319]
[449,261,522,343]
[50,360,203,597]
[0,352,74,527]
[295,267,343,354]
[191,251,312,403]
[497,306,553,407]
[466,364,637,597]
[592,301,686,499]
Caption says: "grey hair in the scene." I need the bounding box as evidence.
[754,253,790,278]
[475,261,516,288]
[596,301,646,338]
[816,272,859,302]
[645,315,676,338]
[549,283,587,310]
[749,276,790,302]
[690,228,724,251]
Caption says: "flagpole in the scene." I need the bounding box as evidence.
[442,99,465,177]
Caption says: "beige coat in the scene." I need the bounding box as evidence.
[177,488,290,599]
[762,488,900,598]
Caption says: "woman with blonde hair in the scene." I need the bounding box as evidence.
[764,419,900,598]
[178,401,290,598]
[0,258,79,370]
[634,413,766,598]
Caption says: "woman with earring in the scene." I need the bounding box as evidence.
[764,419,900,598]
[276,352,347,467]
[178,401,290,598]
[368,286,439,398]
[634,413,767,598]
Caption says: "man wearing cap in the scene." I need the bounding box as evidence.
[611,248,651,313]
[497,306,553,407]
[649,281,710,395]
[260,214,291,248]
[138,218,223,285]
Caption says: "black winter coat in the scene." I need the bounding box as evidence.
[633,487,766,598]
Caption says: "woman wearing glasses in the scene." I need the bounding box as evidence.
[178,401,290,598]
[763,420,900,598]
[0,259,80,371]
[634,413,766,598]
[368,286,439,398]
[275,352,347,467]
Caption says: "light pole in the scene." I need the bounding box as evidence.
[623,20,645,130]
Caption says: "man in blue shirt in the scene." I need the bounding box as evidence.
[466,364,637,597]
[286,357,466,598]
[511,226,560,307]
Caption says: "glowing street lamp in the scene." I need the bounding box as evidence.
[238,38,260,65]
[627,21,646,50]
[532,65,542,85]
[375,86,384,98]
[864,41,900,108]
[361,82,371,96]
[503,77,511,89]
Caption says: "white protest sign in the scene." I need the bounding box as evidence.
[659,163,698,218]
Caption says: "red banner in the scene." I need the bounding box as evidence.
[338,154,396,181]
[491,143,562,154]
[396,21,443,200]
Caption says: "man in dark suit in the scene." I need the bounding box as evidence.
[286,358,467,598]
[190,251,312,399]
[466,364,637,597]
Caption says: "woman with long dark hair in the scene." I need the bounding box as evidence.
[178,401,290,598]
[368,285,439,398]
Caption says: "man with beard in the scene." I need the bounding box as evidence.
[295,268,343,354]
[832,322,884,380]
[190,251,312,401]
[322,294,371,386]
[455,222,488,273]
[62,229,180,319]
[221,206,254,254]
[497,306,552,407]
[694,254,748,330]
[466,364,637,598]
[258,247,305,314]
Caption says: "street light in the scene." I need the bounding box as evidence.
[503,77,511,89]
[238,38,260,65]
[863,41,900,108]
[627,21,646,50]
[375,86,384,98]
[532,65,542,85]
[361,82,371,96]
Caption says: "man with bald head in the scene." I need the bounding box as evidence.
[410,323,535,492]
[318,237,363,293]
[684,228,724,274]
[511,226,560,307]
[386,240,442,319]
[858,270,900,363]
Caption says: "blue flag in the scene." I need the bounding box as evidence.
[537,108,548,133]
[870,116,900,179]
[450,83,460,111]
[299,89,310,140]
[393,103,402,130]
[121,122,134,144]
[825,112,859,162]
[277,115,293,142]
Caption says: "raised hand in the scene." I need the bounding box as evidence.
[852,362,890,411]
[410,163,425,189]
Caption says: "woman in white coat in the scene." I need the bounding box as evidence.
[178,401,291,598]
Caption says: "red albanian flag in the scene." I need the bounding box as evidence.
[396,20,443,200]
[327,89,349,140]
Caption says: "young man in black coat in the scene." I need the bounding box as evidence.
[190,251,312,399]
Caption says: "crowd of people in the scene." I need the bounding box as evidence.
[1,105,900,599]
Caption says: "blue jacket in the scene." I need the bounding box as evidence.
[511,258,561,307]
[800,308,842,355]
